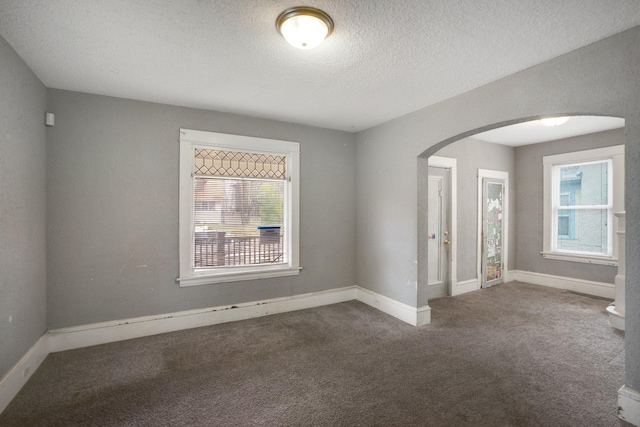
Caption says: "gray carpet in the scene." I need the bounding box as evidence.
[0,282,629,426]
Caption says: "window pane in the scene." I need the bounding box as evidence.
[557,212,570,237]
[194,177,286,267]
[194,148,286,179]
[559,161,608,206]
[556,208,608,254]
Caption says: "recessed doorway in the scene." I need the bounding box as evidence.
[427,156,457,298]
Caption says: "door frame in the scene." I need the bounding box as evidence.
[477,169,509,287]
[427,156,457,295]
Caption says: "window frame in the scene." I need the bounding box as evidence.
[177,129,300,286]
[542,145,624,266]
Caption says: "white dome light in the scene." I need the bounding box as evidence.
[276,7,334,49]
[541,116,570,127]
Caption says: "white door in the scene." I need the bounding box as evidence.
[427,166,451,298]
[482,178,505,288]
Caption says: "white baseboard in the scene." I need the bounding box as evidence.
[606,305,625,331]
[48,285,430,353]
[356,287,431,326]
[504,270,515,283]
[511,270,615,299]
[415,305,431,326]
[49,286,358,353]
[618,385,640,426]
[2,285,428,414]
[0,334,49,414]
[452,278,479,296]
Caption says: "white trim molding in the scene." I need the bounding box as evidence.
[356,287,431,326]
[608,211,626,330]
[41,286,430,353]
[49,287,357,353]
[606,305,625,331]
[504,270,515,283]
[512,270,614,299]
[1,286,431,414]
[540,251,617,266]
[178,266,302,286]
[452,278,479,296]
[618,385,640,426]
[0,335,50,414]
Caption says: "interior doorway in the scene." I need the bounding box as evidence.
[427,156,456,298]
[477,169,509,288]
[427,167,450,297]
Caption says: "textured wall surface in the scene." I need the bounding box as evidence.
[46,90,356,329]
[514,128,624,283]
[0,35,47,378]
[433,138,516,284]
[356,27,640,391]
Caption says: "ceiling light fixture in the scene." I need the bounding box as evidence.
[276,6,334,49]
[540,116,570,127]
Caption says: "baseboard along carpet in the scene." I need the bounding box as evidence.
[0,281,630,426]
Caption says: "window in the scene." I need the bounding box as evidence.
[542,145,624,265]
[178,129,300,286]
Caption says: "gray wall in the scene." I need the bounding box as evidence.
[355,27,640,391]
[434,138,516,283]
[0,36,47,377]
[515,128,624,283]
[46,90,356,328]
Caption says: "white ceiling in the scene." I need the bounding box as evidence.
[0,1,639,132]
[472,116,625,147]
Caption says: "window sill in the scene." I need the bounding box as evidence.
[540,251,618,266]
[177,266,302,287]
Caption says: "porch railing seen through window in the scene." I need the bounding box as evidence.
[194,231,284,268]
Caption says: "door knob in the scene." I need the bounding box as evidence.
[444,240,450,245]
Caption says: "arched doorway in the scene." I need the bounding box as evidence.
[417,115,625,307]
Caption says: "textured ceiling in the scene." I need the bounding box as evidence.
[0,1,639,132]
[473,116,625,147]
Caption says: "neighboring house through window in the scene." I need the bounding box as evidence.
[542,145,624,265]
[178,129,300,286]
